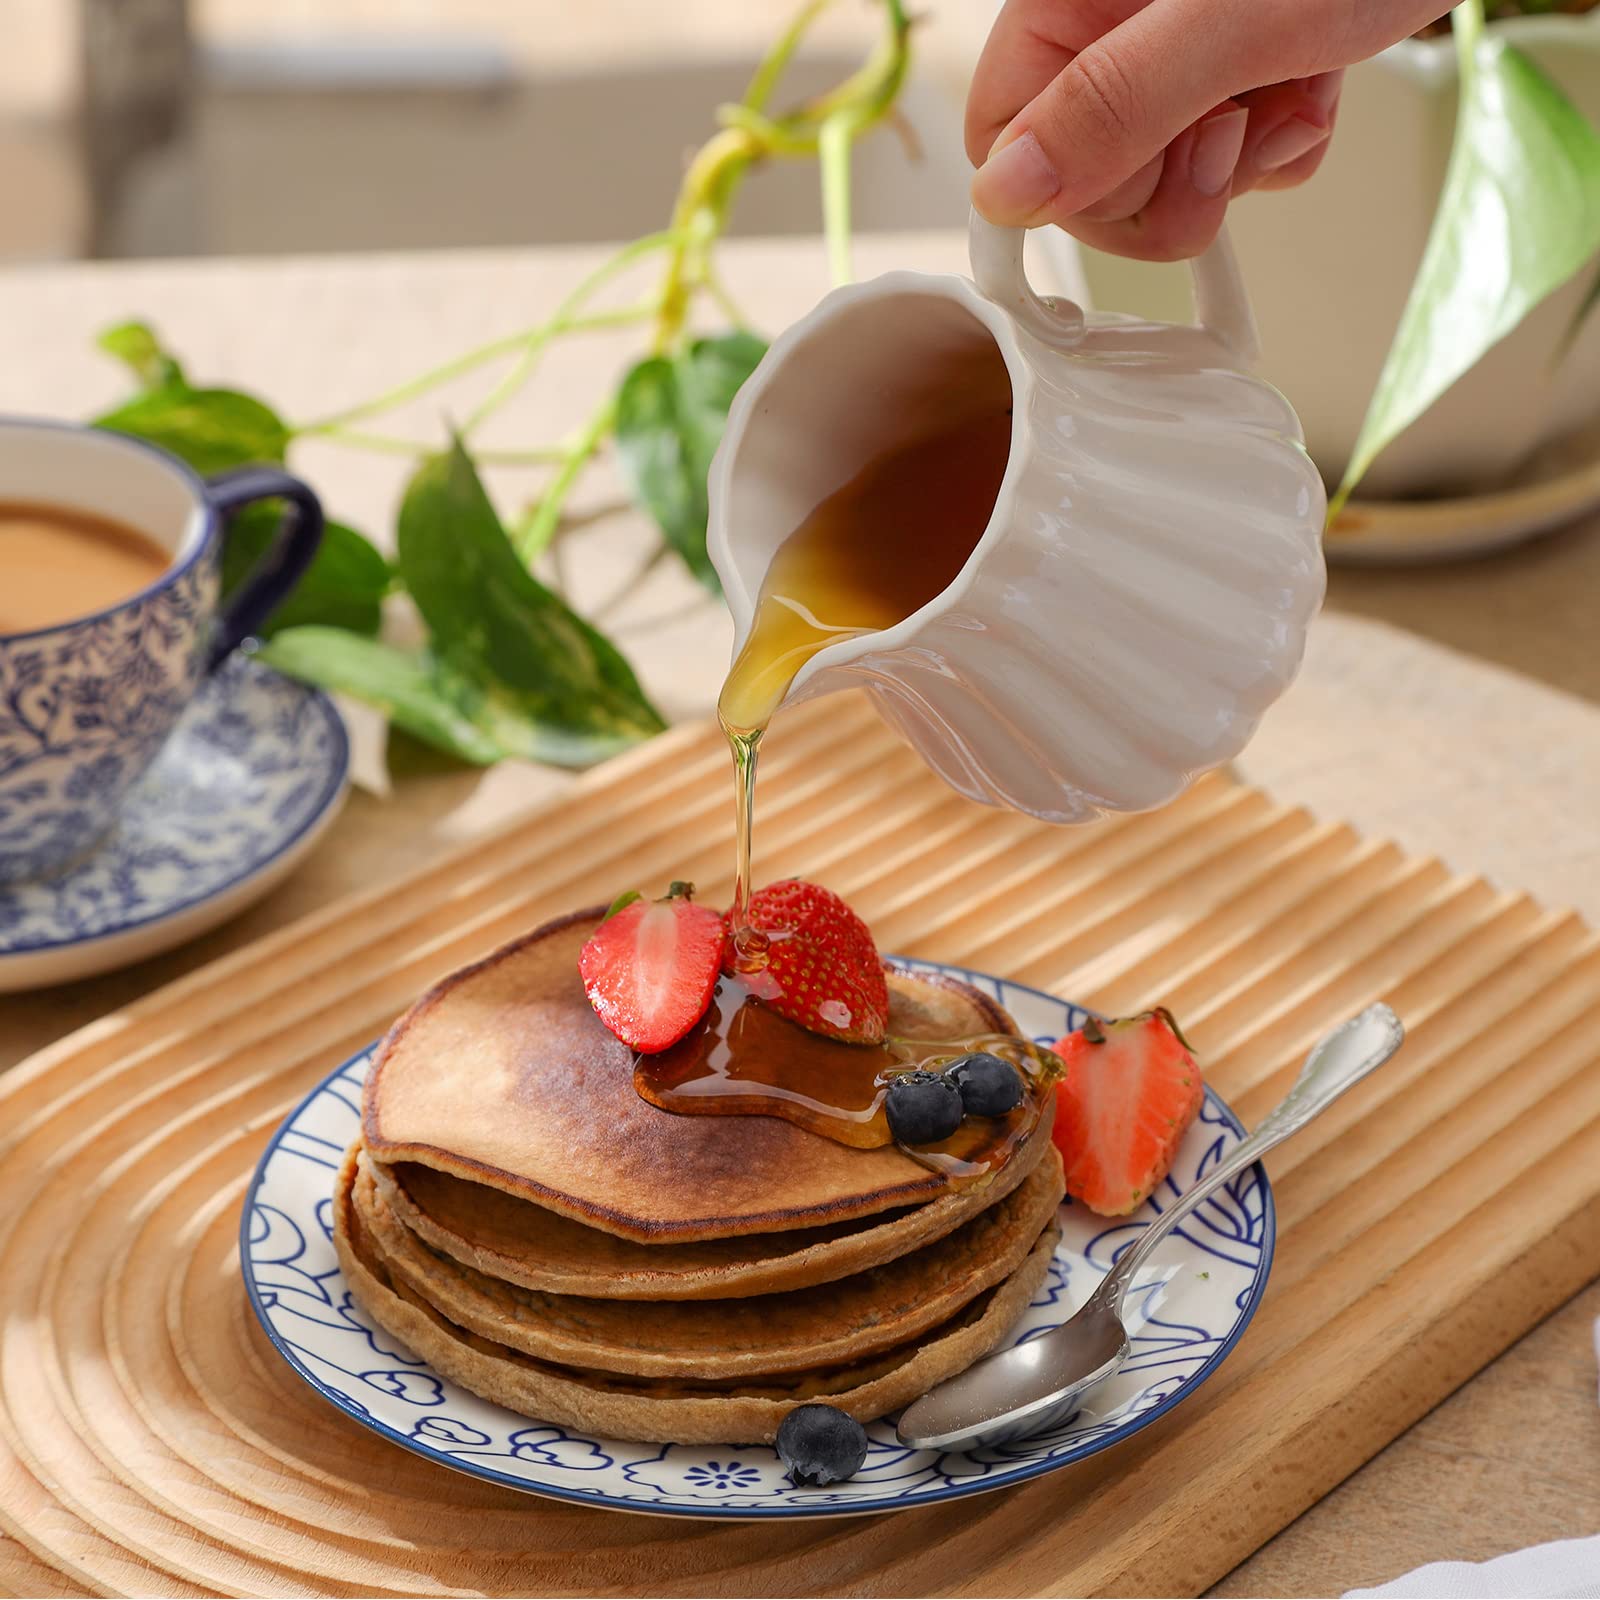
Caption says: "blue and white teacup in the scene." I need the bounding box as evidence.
[0,417,323,884]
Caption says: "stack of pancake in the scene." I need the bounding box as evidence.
[335,908,1064,1445]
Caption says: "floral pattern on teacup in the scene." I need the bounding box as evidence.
[0,555,215,880]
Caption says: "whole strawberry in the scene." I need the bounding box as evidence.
[1050,1008,1203,1216]
[732,879,889,1045]
[579,882,727,1053]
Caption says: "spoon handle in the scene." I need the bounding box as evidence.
[1089,1003,1404,1313]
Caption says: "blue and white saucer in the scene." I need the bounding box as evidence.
[0,656,347,992]
[243,963,1273,1519]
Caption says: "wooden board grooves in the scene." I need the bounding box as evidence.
[2,692,1598,1597]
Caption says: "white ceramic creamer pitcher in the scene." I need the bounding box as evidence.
[706,215,1327,823]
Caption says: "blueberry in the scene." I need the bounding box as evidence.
[776,1403,869,1487]
[949,1051,1025,1117]
[884,1070,964,1145]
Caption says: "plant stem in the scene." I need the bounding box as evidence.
[654,145,747,354]
[294,303,655,436]
[307,425,571,463]
[514,394,619,563]
[466,236,681,434]
[742,0,836,113]
[296,0,908,439]
[703,263,752,330]
[819,112,856,286]
[648,0,910,354]
[718,103,822,155]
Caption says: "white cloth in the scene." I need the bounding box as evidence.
[1345,1537,1600,1598]
[1344,1319,1600,1598]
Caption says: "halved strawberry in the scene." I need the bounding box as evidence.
[1050,1008,1204,1216]
[732,879,889,1044]
[579,882,726,1053]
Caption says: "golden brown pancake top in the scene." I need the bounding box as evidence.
[363,908,1034,1242]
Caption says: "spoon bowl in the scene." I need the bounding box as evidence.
[896,1003,1404,1454]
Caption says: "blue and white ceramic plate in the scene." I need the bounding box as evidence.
[0,656,347,991]
[243,963,1273,1519]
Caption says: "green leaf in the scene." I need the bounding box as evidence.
[254,628,503,766]
[614,331,767,589]
[257,626,651,770]
[94,386,291,475]
[396,439,666,755]
[92,320,293,476]
[220,508,391,637]
[427,652,660,768]
[1335,0,1600,512]
[97,320,186,390]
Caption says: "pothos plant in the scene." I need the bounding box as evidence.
[90,0,911,769]
[1333,0,1600,514]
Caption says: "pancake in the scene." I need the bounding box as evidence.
[368,1111,1051,1300]
[331,1146,1061,1444]
[352,1145,1064,1377]
[363,907,1040,1242]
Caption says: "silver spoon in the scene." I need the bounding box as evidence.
[895,1002,1404,1453]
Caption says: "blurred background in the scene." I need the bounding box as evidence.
[0,0,989,263]
[10,0,1600,515]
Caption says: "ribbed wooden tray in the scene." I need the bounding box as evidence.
[4,693,1599,1598]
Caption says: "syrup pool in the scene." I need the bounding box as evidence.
[634,974,1062,1182]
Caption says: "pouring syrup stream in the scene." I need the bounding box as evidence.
[647,373,1024,1168]
[718,401,1012,950]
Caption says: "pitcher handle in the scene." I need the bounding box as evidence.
[1189,225,1260,364]
[967,212,1085,350]
[968,212,1260,366]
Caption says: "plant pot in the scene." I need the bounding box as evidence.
[1055,14,1600,498]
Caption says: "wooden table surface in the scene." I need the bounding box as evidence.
[2,232,1598,1596]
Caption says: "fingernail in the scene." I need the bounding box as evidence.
[1188,108,1247,198]
[972,130,1061,225]
[1254,114,1331,173]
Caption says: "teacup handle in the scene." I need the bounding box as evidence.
[967,211,1260,365]
[202,466,325,671]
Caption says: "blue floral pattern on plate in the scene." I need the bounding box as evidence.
[0,655,347,962]
[242,966,1273,1519]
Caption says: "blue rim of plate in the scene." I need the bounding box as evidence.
[1,660,349,956]
[241,962,1275,1519]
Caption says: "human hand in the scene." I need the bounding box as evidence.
[967,0,1452,260]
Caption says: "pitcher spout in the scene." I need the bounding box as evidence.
[708,268,1032,712]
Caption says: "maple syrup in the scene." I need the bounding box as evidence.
[719,385,1013,944]
[634,974,1061,1183]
